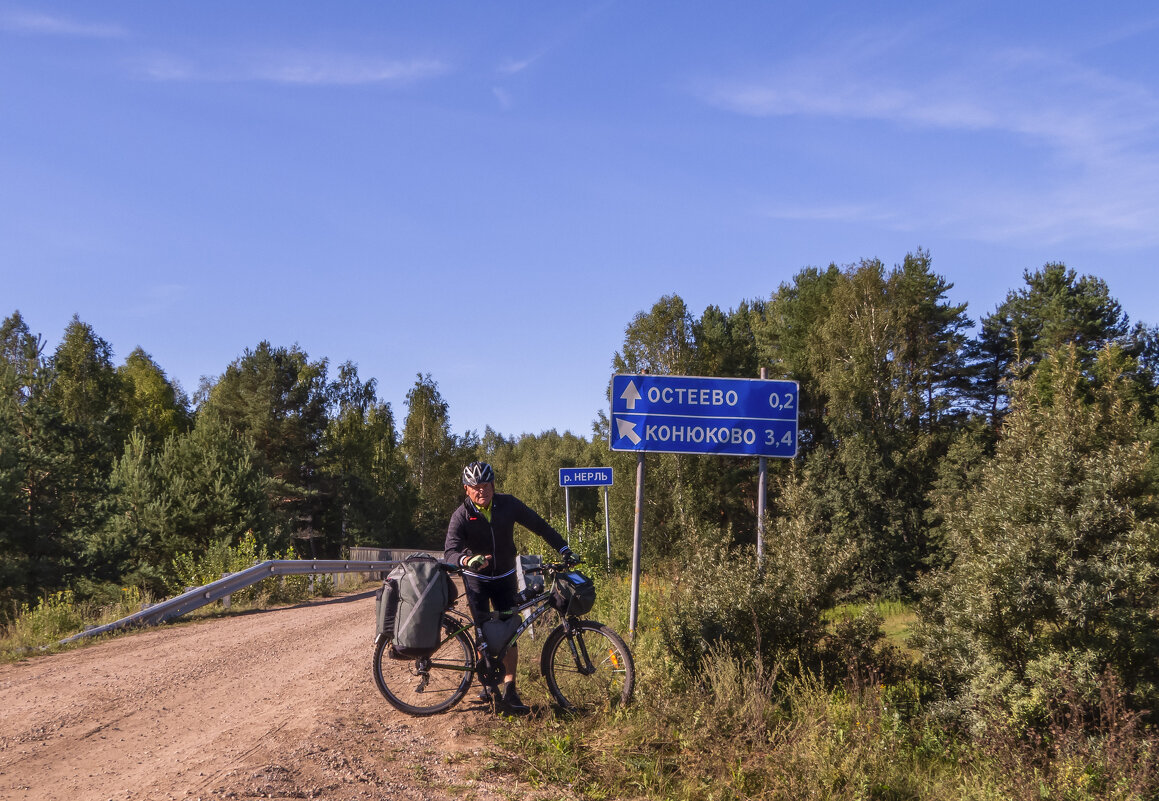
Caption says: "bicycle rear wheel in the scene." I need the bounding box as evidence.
[373,615,474,716]
[541,620,634,712]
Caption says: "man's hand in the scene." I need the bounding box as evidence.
[465,554,489,570]
[559,547,581,567]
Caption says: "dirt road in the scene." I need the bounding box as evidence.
[0,591,564,801]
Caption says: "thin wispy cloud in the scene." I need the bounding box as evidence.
[137,51,449,86]
[492,87,514,111]
[698,34,1159,247]
[497,50,546,76]
[759,202,903,227]
[0,9,125,38]
[250,53,448,86]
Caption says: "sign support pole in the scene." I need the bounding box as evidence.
[757,367,768,563]
[564,486,572,538]
[629,453,645,639]
[603,486,612,574]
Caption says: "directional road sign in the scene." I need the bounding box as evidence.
[559,467,614,486]
[610,374,799,458]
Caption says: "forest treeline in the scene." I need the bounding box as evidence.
[3,251,1157,617]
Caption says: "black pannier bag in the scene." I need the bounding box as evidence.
[551,569,596,616]
[381,555,457,658]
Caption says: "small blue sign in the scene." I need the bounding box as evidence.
[559,467,614,486]
[610,374,799,458]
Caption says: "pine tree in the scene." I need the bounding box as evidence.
[968,263,1132,423]
[199,341,331,552]
[320,362,416,549]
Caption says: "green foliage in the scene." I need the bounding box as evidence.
[612,294,696,376]
[117,347,191,446]
[1,590,85,655]
[321,361,416,549]
[90,414,273,594]
[663,526,845,676]
[1,312,99,607]
[755,264,842,449]
[495,568,1157,801]
[170,530,308,604]
[401,372,476,543]
[199,341,331,550]
[970,263,1136,423]
[0,586,159,659]
[914,347,1159,726]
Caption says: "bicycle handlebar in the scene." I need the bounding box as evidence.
[441,558,582,576]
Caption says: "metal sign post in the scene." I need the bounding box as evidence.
[564,486,571,536]
[757,367,769,563]
[603,486,612,573]
[628,453,645,638]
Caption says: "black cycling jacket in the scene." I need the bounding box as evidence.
[444,493,567,579]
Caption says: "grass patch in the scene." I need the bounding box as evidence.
[492,573,1159,801]
[826,598,917,656]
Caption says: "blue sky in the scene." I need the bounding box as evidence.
[3,2,1157,438]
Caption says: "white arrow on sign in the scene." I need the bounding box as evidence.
[616,417,641,445]
[619,380,642,410]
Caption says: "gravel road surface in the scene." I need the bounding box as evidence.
[0,591,566,801]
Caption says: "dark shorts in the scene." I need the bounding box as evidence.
[462,573,519,626]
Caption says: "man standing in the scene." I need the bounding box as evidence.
[444,461,575,714]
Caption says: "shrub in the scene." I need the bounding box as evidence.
[663,528,842,677]
[914,347,1159,728]
[170,530,309,606]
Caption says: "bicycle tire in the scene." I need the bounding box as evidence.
[540,620,635,712]
[373,614,475,716]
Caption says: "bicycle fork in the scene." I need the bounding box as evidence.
[563,623,598,676]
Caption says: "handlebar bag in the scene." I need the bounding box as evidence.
[551,570,596,616]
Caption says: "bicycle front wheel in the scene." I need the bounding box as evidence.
[373,615,475,716]
[541,620,635,713]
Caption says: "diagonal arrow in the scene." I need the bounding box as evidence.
[620,380,642,410]
[616,417,641,445]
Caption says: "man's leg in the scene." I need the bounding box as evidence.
[503,644,518,685]
[492,578,530,714]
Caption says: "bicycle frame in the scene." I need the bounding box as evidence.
[435,574,576,673]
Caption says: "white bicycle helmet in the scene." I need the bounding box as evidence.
[462,461,495,486]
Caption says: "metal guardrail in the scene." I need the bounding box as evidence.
[59,559,408,644]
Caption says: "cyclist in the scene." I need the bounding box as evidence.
[445,461,575,714]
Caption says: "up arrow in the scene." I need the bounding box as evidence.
[620,380,642,410]
[616,417,642,445]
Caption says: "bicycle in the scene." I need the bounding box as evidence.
[372,559,635,716]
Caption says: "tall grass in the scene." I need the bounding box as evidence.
[1,586,157,660]
[496,570,1159,801]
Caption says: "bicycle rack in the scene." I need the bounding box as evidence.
[58,559,402,645]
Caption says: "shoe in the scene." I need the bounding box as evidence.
[499,683,530,715]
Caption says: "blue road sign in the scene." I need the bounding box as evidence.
[609,374,799,458]
[559,467,614,486]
